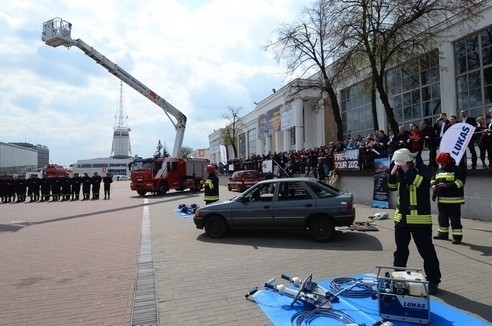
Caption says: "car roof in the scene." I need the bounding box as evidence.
[257,177,318,184]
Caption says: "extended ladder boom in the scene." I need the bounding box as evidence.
[42,17,186,158]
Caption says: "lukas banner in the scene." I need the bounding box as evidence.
[438,122,476,164]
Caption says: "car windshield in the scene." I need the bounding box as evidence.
[237,182,275,202]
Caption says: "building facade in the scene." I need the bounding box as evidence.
[0,142,48,174]
[208,4,492,163]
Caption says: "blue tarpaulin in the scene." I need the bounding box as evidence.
[252,277,489,325]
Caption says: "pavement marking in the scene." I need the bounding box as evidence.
[131,198,159,326]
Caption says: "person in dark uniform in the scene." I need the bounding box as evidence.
[203,164,219,205]
[71,173,82,200]
[15,175,27,203]
[81,173,92,200]
[40,176,51,202]
[0,177,3,203]
[102,173,113,199]
[431,152,466,244]
[388,148,441,295]
[460,109,478,169]
[51,176,62,202]
[61,175,71,201]
[91,172,102,200]
[4,175,15,203]
[27,174,41,202]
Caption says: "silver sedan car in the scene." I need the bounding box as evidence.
[194,177,356,242]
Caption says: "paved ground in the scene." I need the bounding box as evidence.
[0,180,491,325]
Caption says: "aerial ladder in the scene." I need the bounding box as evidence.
[41,17,186,158]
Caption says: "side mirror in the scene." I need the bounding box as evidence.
[229,177,233,181]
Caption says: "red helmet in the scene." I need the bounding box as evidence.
[436,152,454,165]
[206,164,215,173]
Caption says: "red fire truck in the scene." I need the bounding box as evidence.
[42,164,70,178]
[129,157,209,196]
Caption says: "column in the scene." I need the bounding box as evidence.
[283,129,291,152]
[293,98,304,151]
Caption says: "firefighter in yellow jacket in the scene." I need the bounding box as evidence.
[203,164,219,205]
[431,152,466,244]
[388,148,441,294]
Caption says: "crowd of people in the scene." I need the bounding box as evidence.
[0,172,114,203]
[225,108,492,177]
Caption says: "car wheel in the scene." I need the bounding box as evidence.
[204,215,228,238]
[137,190,147,196]
[309,217,335,242]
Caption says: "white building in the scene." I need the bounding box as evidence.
[209,4,492,162]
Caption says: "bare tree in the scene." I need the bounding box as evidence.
[180,146,193,158]
[265,0,350,141]
[334,0,485,134]
[221,106,244,158]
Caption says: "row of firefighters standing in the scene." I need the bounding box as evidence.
[0,172,113,203]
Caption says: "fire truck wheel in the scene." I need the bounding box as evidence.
[158,185,167,196]
[137,190,147,196]
[204,215,228,238]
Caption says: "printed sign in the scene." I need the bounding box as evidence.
[333,149,360,171]
[372,157,390,209]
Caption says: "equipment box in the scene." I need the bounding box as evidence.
[376,266,430,325]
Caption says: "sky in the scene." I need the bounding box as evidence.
[0,0,308,167]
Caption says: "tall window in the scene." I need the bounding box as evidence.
[455,26,492,118]
[341,81,374,138]
[247,129,256,156]
[386,50,441,128]
[238,133,246,158]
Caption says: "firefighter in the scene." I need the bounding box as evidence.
[61,174,71,201]
[81,173,92,200]
[4,175,15,203]
[431,152,466,244]
[40,175,51,202]
[51,176,62,202]
[71,173,82,200]
[388,148,441,295]
[15,175,27,202]
[102,173,113,199]
[91,172,102,200]
[203,164,219,205]
[0,176,5,203]
[27,174,41,202]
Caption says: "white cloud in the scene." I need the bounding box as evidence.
[0,0,306,166]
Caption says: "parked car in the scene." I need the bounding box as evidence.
[227,170,261,192]
[194,177,355,242]
[112,175,129,181]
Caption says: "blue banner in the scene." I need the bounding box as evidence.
[372,157,390,208]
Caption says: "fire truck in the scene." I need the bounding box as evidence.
[42,164,70,178]
[130,157,208,196]
[42,18,209,196]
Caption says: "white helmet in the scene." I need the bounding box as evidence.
[391,148,415,164]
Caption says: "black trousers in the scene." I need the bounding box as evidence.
[393,224,441,284]
[437,203,463,241]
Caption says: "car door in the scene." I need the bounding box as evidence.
[229,182,276,228]
[273,180,315,228]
